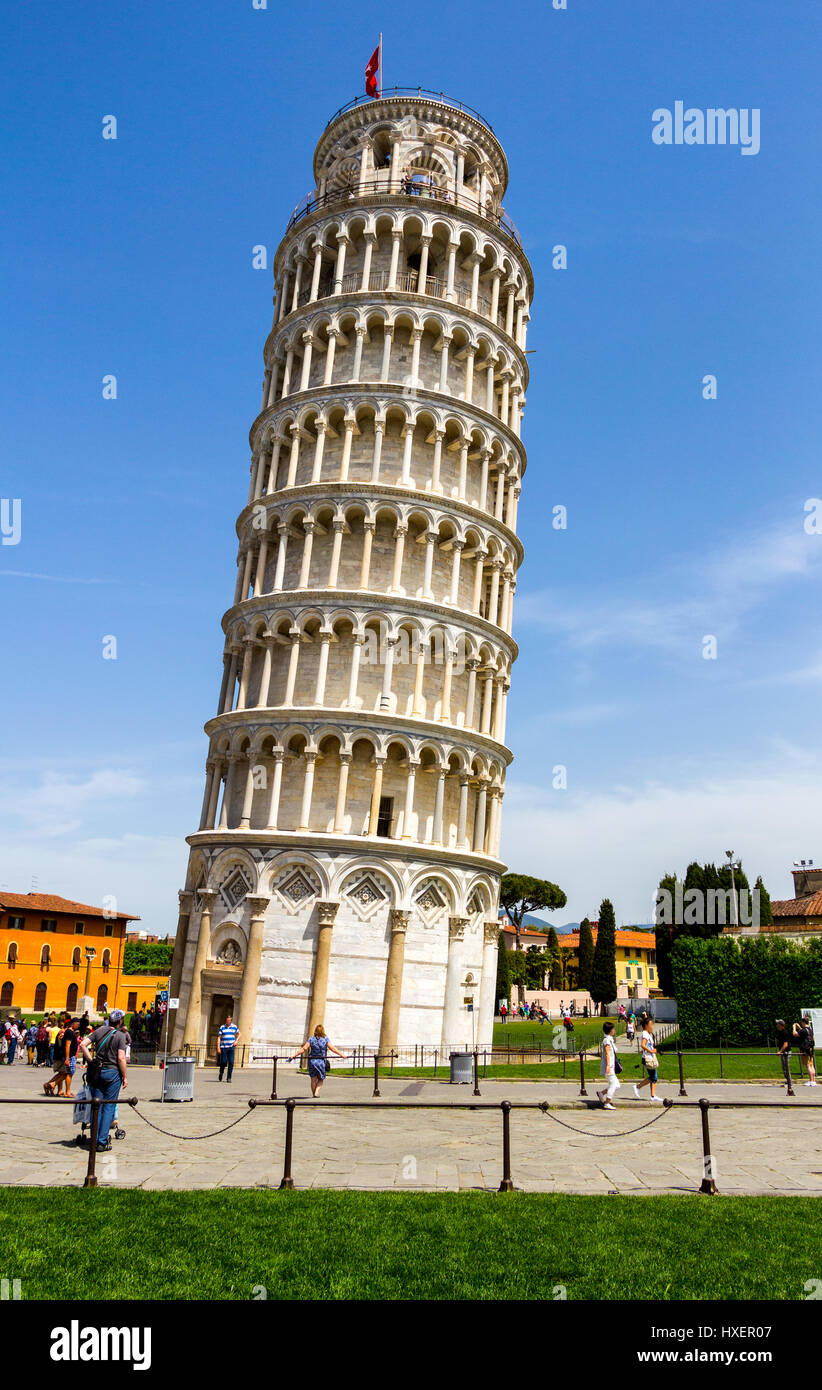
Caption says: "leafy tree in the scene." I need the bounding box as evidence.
[577,918,595,991]
[494,931,511,1013]
[526,946,546,990]
[590,898,618,1011]
[499,873,567,953]
[508,948,528,1003]
[123,941,174,975]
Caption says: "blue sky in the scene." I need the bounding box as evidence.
[2,0,820,930]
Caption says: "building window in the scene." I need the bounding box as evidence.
[649,967,655,982]
[74,921,84,934]
[72,947,81,970]
[127,991,137,1012]
[40,944,51,968]
[624,966,632,980]
[96,983,108,1010]
[34,982,47,1011]
[102,949,111,974]
[649,951,656,965]
[7,942,17,966]
[376,796,394,838]
[104,924,114,937]
[41,918,57,933]
[636,967,643,980]
[0,981,13,1007]
[66,983,78,1011]
[8,916,24,931]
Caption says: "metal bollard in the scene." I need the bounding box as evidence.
[498,1100,514,1192]
[578,1049,588,1097]
[372,1053,381,1098]
[270,1055,278,1101]
[698,1098,717,1194]
[279,1098,296,1190]
[83,1100,100,1188]
[473,1050,481,1097]
[677,1042,687,1097]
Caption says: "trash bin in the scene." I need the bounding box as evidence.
[161,1056,196,1101]
[449,1051,473,1084]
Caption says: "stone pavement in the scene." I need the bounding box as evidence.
[1,1059,820,1195]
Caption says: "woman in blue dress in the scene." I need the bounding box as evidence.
[289,1024,346,1096]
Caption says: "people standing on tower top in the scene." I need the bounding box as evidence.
[288,1025,346,1098]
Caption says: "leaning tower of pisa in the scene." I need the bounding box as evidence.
[170,89,532,1059]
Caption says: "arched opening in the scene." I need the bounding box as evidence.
[0,981,13,1007]
[66,983,79,1012]
[96,984,108,1011]
[34,982,47,1011]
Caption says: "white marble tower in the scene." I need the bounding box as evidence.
[171,89,533,1058]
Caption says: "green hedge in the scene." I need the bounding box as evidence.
[672,934,822,1045]
[122,941,174,974]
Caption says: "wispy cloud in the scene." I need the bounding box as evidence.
[516,518,822,655]
[0,571,115,584]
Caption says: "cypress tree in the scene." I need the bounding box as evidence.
[495,931,511,1012]
[577,917,595,990]
[590,898,618,1011]
[547,926,561,989]
[754,875,773,927]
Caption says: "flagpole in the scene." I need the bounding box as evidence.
[379,32,383,95]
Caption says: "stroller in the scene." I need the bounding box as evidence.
[73,1069,126,1145]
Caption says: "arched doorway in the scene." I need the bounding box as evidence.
[0,981,13,1007]
[66,983,78,1012]
[96,983,108,1011]
[34,982,47,1011]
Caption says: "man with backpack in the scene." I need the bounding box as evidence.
[79,1008,129,1152]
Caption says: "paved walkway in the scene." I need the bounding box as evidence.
[1,1060,820,1195]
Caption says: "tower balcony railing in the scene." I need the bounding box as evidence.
[295,266,493,320]
[286,177,522,249]
[325,88,497,137]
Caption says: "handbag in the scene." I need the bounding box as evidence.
[614,1057,623,1074]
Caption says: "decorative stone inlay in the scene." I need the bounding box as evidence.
[415,878,448,923]
[344,870,392,921]
[221,867,252,910]
[467,890,485,916]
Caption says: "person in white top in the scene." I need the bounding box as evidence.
[634,1018,661,1101]
[596,1021,620,1110]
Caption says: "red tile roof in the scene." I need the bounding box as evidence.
[562,928,656,951]
[771,892,822,919]
[0,892,139,921]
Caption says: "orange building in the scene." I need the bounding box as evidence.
[0,892,148,1015]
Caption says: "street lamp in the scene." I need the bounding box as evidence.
[725,851,740,930]
[83,946,97,1001]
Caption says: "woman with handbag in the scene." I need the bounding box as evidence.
[634,1017,661,1102]
[288,1024,346,1097]
[596,1021,621,1110]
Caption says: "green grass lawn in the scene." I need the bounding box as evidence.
[1,1189,817,1299]
[337,1051,795,1081]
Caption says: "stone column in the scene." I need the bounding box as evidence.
[272,524,289,590]
[457,775,470,848]
[390,524,407,592]
[472,781,487,852]
[402,758,418,840]
[431,766,446,845]
[378,909,411,1058]
[359,521,375,589]
[307,900,340,1035]
[478,920,500,1047]
[311,421,327,482]
[206,759,224,829]
[368,756,386,834]
[441,916,468,1050]
[266,750,284,828]
[334,753,351,831]
[327,518,346,587]
[283,631,301,706]
[370,420,384,481]
[236,896,270,1040]
[346,634,364,707]
[298,749,317,830]
[182,890,217,1051]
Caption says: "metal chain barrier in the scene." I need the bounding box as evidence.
[129,1102,256,1141]
[537,1098,675,1139]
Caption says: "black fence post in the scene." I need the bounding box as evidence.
[578,1050,588,1097]
[698,1098,717,1194]
[434,1048,438,1078]
[372,1053,381,1098]
[83,1100,100,1188]
[677,1041,687,1097]
[270,1056,278,1101]
[473,1050,481,1097]
[279,1098,295,1190]
[498,1101,514,1192]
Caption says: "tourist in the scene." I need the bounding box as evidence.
[217,1014,240,1082]
[79,1008,129,1152]
[48,1017,59,1067]
[25,1020,38,1064]
[775,1019,794,1094]
[288,1024,346,1098]
[6,1019,20,1066]
[500,1001,507,1024]
[43,1017,77,1097]
[35,1020,50,1067]
[633,1017,661,1101]
[596,1021,621,1110]
[794,1015,817,1086]
[626,1014,636,1044]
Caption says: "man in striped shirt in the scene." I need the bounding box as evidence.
[217,1016,240,1082]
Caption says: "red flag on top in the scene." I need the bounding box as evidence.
[365,44,380,98]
